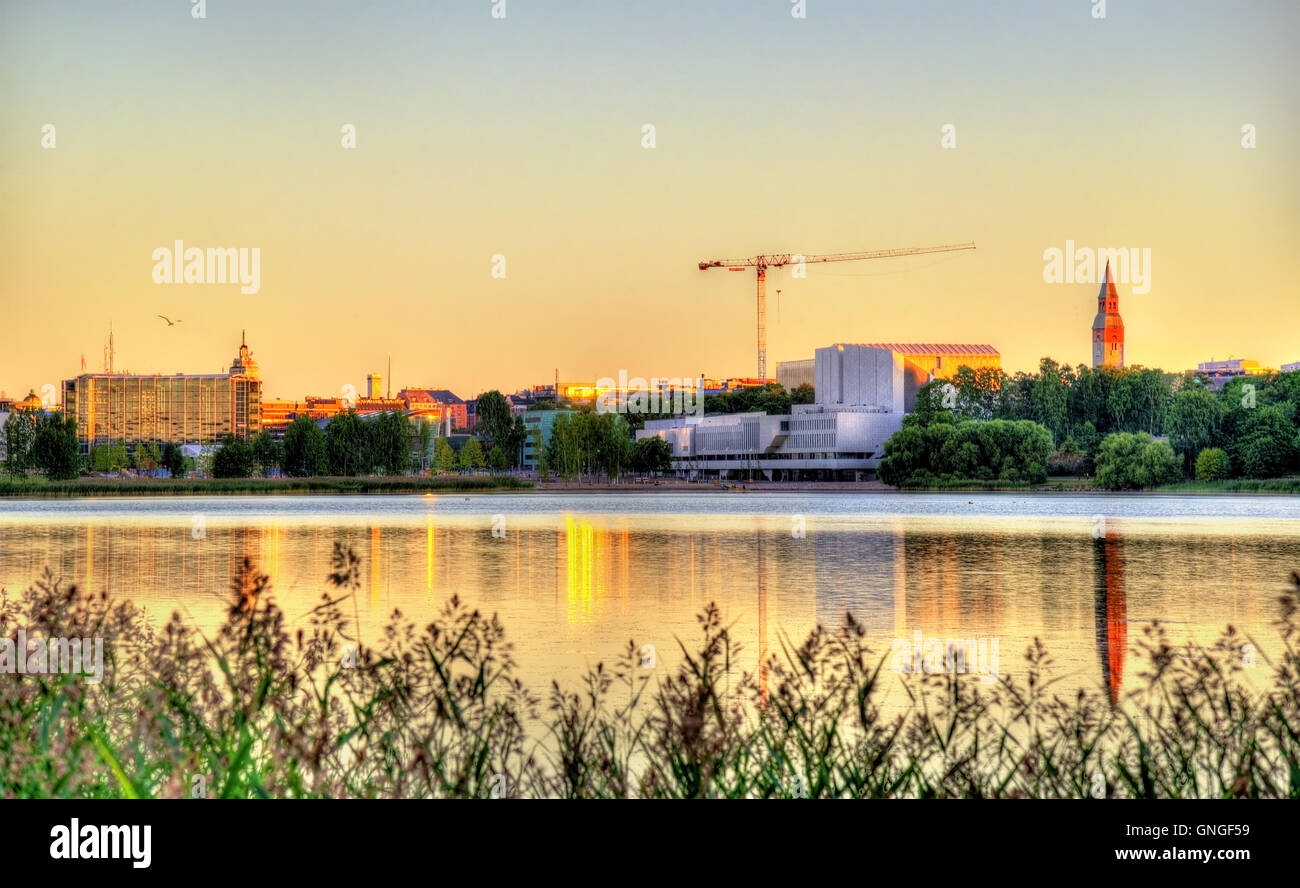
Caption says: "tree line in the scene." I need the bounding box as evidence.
[888,362,1300,487]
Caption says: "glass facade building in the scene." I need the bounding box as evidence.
[62,335,261,454]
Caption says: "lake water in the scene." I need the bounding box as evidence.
[2,492,1298,705]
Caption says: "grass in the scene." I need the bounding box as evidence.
[2,549,1298,798]
[0,474,532,497]
[1157,477,1300,494]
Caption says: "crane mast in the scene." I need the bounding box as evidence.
[698,241,975,379]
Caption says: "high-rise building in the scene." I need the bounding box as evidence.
[367,373,383,399]
[1092,261,1125,368]
[62,333,262,454]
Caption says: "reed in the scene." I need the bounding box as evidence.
[2,549,1297,798]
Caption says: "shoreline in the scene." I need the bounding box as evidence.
[2,475,1297,497]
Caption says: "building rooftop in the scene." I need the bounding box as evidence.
[835,343,1000,355]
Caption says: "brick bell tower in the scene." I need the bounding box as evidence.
[1092,261,1125,368]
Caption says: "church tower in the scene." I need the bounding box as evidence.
[1092,261,1125,368]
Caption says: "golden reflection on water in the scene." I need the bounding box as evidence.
[3,510,1296,703]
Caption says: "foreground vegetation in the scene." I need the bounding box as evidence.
[3,547,1298,798]
[0,474,530,497]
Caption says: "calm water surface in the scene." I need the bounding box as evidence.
[2,492,1298,704]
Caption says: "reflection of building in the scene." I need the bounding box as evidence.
[638,342,999,479]
[1092,262,1125,369]
[1093,534,1127,706]
[62,333,262,454]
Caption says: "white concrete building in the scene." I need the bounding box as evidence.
[639,342,999,480]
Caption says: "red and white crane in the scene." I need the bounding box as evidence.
[698,241,976,379]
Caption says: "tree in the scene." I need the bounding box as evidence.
[416,417,434,471]
[1094,432,1181,490]
[459,437,486,470]
[1195,447,1231,482]
[632,435,672,474]
[1223,405,1296,478]
[133,442,162,471]
[370,411,413,475]
[251,430,284,477]
[325,411,367,476]
[475,391,513,454]
[878,419,1052,486]
[791,383,815,405]
[533,426,551,480]
[212,434,254,478]
[30,413,81,480]
[162,442,186,477]
[282,416,329,477]
[434,437,457,472]
[3,408,37,473]
[90,443,131,473]
[1167,388,1222,467]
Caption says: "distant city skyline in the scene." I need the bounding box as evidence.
[2,0,1297,400]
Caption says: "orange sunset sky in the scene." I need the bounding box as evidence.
[2,0,1297,402]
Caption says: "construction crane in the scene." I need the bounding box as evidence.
[698,241,976,379]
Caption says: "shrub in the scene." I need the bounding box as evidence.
[1195,447,1231,482]
[1094,432,1181,490]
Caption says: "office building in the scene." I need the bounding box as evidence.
[62,334,262,455]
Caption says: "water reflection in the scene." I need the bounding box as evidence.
[1094,532,1127,706]
[1,498,1295,704]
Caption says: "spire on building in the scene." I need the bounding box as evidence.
[1092,261,1125,369]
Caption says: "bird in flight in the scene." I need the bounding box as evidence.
[157,315,182,326]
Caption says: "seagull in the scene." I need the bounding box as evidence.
[157,315,182,326]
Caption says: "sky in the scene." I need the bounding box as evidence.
[1,0,1297,402]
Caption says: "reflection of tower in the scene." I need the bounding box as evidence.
[757,530,768,704]
[1093,534,1128,706]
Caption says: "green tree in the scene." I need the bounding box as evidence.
[4,408,37,473]
[30,413,81,480]
[212,434,254,478]
[460,437,486,470]
[162,442,186,477]
[1167,388,1222,466]
[90,443,131,473]
[282,416,329,477]
[251,430,284,477]
[790,383,815,405]
[1094,432,1181,490]
[434,437,457,472]
[1195,447,1231,482]
[1223,405,1296,478]
[632,435,672,474]
[325,411,368,476]
[475,391,513,453]
[370,412,413,475]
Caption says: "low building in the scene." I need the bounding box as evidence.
[521,408,575,470]
[1281,361,1300,374]
[1195,358,1275,390]
[401,388,466,430]
[637,342,999,480]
